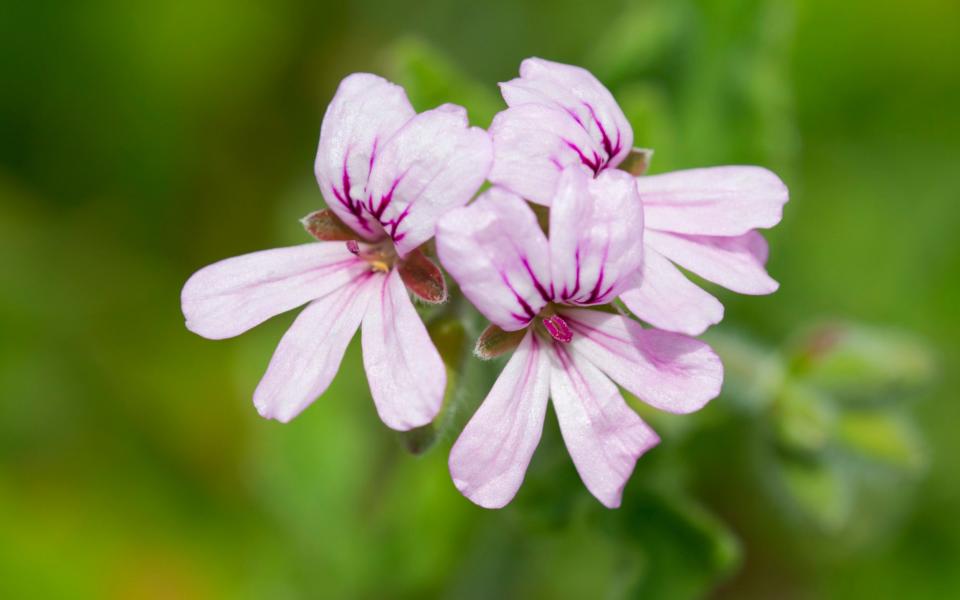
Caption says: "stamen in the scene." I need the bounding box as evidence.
[346,239,397,273]
[542,315,573,343]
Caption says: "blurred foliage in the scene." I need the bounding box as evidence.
[1,0,958,598]
[708,323,931,542]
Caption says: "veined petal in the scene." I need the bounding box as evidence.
[640,166,788,236]
[489,103,601,205]
[620,247,724,336]
[645,230,779,295]
[549,343,659,508]
[254,272,377,423]
[315,73,415,239]
[365,104,492,257]
[182,243,368,340]
[436,187,551,330]
[500,58,632,170]
[449,332,551,508]
[563,308,723,414]
[361,269,446,431]
[550,167,644,306]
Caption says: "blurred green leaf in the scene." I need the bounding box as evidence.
[790,323,936,402]
[615,83,680,171]
[383,37,501,127]
[586,0,687,87]
[837,410,927,472]
[773,381,836,457]
[623,490,742,600]
[704,329,786,412]
[779,458,853,533]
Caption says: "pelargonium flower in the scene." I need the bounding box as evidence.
[490,57,788,336]
[181,73,492,429]
[436,165,723,508]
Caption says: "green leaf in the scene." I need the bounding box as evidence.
[790,322,935,402]
[615,83,680,171]
[773,381,836,457]
[703,329,786,413]
[586,0,687,87]
[779,458,853,534]
[622,490,742,600]
[382,37,501,127]
[836,410,927,472]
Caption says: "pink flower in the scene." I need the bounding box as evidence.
[490,57,788,336]
[436,166,723,508]
[181,73,492,429]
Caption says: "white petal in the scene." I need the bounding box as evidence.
[449,332,551,508]
[619,247,724,336]
[549,343,659,508]
[489,103,599,205]
[365,104,492,256]
[640,166,788,236]
[436,187,551,330]
[645,230,779,295]
[315,74,414,239]
[563,308,723,414]
[181,243,367,340]
[362,269,446,431]
[253,273,377,422]
[549,167,644,306]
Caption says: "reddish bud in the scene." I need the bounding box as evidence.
[398,249,447,304]
[301,209,357,241]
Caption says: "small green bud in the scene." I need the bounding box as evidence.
[475,324,525,360]
[618,147,654,176]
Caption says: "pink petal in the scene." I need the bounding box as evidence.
[619,246,724,336]
[181,243,368,340]
[365,104,492,257]
[361,269,446,431]
[500,58,632,169]
[254,272,377,423]
[315,73,415,239]
[549,167,644,306]
[562,308,723,414]
[549,343,659,508]
[640,166,788,236]
[449,332,551,508]
[489,103,600,205]
[436,187,551,330]
[645,230,779,295]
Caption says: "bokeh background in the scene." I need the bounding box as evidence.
[1,0,958,598]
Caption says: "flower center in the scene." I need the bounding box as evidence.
[347,239,397,273]
[540,313,573,344]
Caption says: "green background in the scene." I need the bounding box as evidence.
[1,0,958,598]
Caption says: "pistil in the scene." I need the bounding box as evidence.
[542,314,573,343]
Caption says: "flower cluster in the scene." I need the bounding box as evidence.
[181,58,787,508]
